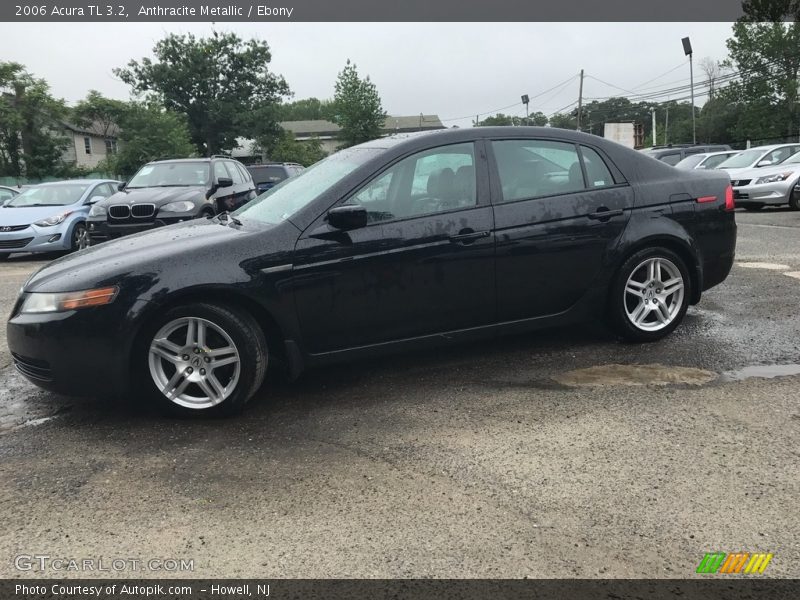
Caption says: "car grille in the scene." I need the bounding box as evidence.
[732,179,751,187]
[109,203,156,221]
[109,205,130,219]
[0,237,33,249]
[131,203,156,218]
[0,224,29,232]
[734,190,749,200]
[11,352,53,382]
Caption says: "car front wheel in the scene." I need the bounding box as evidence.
[142,303,267,416]
[71,223,90,251]
[609,247,691,342]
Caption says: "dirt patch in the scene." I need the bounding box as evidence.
[554,363,717,387]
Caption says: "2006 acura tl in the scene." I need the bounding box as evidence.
[7,128,736,415]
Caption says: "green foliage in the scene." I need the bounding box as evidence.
[331,60,385,148]
[103,102,196,178]
[278,98,335,122]
[476,112,548,126]
[0,62,69,178]
[261,130,327,166]
[115,32,290,156]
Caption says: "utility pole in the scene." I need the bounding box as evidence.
[682,37,696,144]
[665,105,669,145]
[651,109,657,147]
[576,69,584,131]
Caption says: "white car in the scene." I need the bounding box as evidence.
[717,143,800,180]
[730,151,800,210]
[674,150,740,170]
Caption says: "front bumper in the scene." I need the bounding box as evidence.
[87,213,196,243]
[0,223,72,254]
[733,180,794,205]
[7,296,151,397]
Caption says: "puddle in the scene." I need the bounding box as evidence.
[554,363,717,387]
[719,364,800,382]
[736,262,791,270]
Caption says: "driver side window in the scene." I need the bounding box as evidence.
[349,142,476,224]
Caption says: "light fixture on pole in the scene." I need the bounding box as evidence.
[521,94,529,126]
[682,36,696,144]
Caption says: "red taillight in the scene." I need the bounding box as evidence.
[724,184,735,211]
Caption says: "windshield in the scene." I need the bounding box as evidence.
[235,147,384,224]
[675,155,705,169]
[6,184,88,207]
[128,162,209,188]
[717,149,762,169]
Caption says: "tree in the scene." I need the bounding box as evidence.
[256,129,327,166]
[0,62,69,178]
[723,11,800,139]
[330,60,385,148]
[115,32,290,156]
[279,97,335,122]
[476,112,548,127]
[73,90,128,138]
[100,102,195,178]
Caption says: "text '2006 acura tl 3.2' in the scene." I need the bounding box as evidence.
[7,128,736,416]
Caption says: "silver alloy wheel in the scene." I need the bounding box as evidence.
[74,225,90,250]
[623,257,685,332]
[148,317,241,409]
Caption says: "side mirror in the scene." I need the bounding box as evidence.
[86,195,105,205]
[756,160,773,167]
[217,177,234,188]
[117,182,127,191]
[328,205,368,231]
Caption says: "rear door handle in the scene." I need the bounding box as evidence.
[449,230,490,244]
[587,207,625,221]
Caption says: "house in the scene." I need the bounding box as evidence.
[232,114,445,162]
[60,121,121,170]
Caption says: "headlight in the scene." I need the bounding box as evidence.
[754,172,793,184]
[160,201,196,213]
[34,211,73,227]
[20,286,119,314]
[89,204,107,217]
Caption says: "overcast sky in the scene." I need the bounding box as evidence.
[2,22,735,128]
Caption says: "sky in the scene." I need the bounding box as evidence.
[1,22,736,128]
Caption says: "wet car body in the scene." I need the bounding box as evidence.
[7,127,736,410]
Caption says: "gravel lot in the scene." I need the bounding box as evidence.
[0,209,798,579]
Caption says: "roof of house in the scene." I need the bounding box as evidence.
[61,120,121,137]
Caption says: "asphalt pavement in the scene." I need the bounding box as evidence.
[0,209,798,578]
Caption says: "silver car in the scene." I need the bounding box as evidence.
[731,151,800,210]
[674,150,740,170]
[717,143,800,181]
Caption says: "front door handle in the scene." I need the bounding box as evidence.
[449,230,490,244]
[587,207,625,221]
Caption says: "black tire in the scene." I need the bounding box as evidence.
[137,302,267,417]
[608,247,691,343]
[0,254,9,261]
[789,188,800,211]
[743,204,764,211]
[70,222,90,252]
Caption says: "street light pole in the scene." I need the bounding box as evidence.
[682,37,696,144]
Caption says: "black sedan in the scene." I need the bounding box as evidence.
[7,128,736,416]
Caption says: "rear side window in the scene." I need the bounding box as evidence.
[660,153,681,166]
[492,140,585,202]
[580,146,615,188]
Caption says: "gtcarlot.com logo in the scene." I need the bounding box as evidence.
[14,554,194,572]
[696,552,773,574]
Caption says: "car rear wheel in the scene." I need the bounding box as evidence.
[142,303,267,416]
[609,247,690,342]
[71,223,90,252]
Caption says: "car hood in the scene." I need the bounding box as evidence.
[101,186,206,207]
[0,205,77,226]
[23,218,271,293]
[731,163,800,182]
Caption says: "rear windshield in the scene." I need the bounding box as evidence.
[248,166,288,183]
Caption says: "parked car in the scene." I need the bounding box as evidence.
[641,144,732,166]
[0,179,119,260]
[246,162,304,194]
[86,157,256,244]
[7,128,736,416]
[716,143,800,179]
[730,150,800,210]
[0,185,20,205]
[674,150,740,170]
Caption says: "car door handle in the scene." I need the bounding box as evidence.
[449,230,490,244]
[587,207,625,221]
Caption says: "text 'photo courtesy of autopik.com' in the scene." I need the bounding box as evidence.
[0,0,799,599]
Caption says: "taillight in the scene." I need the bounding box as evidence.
[724,184,735,211]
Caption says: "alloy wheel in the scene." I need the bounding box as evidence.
[623,257,685,332]
[74,225,90,250]
[148,317,241,409]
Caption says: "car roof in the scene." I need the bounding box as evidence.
[33,179,118,186]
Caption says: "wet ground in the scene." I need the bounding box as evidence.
[0,208,798,578]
